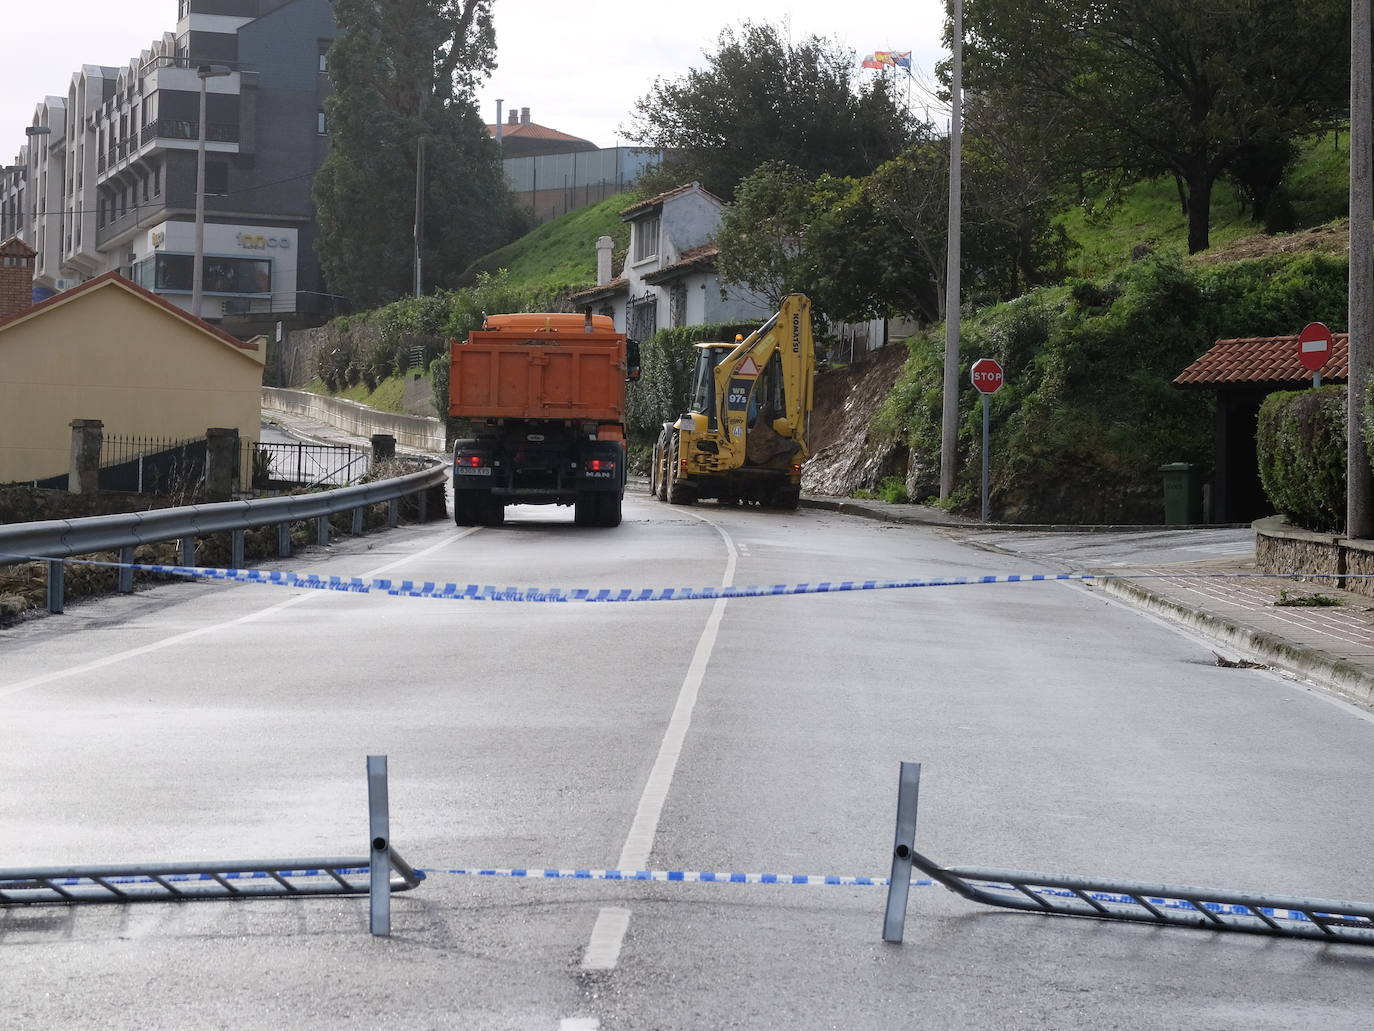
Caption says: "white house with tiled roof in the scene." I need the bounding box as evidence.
[570,182,772,338]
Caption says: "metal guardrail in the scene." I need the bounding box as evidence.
[882,762,1374,947]
[0,461,447,614]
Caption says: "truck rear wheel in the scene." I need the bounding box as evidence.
[574,491,596,526]
[598,492,623,527]
[454,491,479,526]
[478,492,505,526]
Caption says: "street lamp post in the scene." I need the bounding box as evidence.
[23,125,51,249]
[192,64,231,317]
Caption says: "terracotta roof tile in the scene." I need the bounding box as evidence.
[569,277,628,304]
[620,182,724,219]
[643,244,718,284]
[1174,333,1348,387]
[484,122,594,145]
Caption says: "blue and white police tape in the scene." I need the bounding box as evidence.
[3,552,1364,604]
[4,864,1359,927]
[422,866,919,886]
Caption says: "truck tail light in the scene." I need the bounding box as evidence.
[680,458,689,474]
[460,455,484,467]
[587,458,615,472]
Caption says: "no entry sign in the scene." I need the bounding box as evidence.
[970,357,1004,394]
[1298,322,1333,373]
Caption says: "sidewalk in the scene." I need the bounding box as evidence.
[801,494,1374,712]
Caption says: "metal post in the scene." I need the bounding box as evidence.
[413,136,426,298]
[939,0,964,500]
[367,754,391,936]
[46,559,64,614]
[315,515,329,547]
[387,499,399,528]
[351,506,364,536]
[276,521,292,557]
[980,393,990,522]
[1350,0,1374,539]
[417,487,428,523]
[230,528,245,569]
[180,535,196,567]
[118,545,134,594]
[882,761,921,943]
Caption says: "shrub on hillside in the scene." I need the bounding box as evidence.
[1256,386,1347,532]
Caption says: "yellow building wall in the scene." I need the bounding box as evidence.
[0,283,265,483]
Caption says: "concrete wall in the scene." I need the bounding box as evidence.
[262,387,443,451]
[0,279,265,482]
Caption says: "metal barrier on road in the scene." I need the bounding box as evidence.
[0,756,421,938]
[882,762,1374,947]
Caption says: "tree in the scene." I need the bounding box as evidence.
[626,20,915,198]
[962,0,1349,253]
[314,0,527,309]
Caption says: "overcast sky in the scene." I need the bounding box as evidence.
[2,0,949,160]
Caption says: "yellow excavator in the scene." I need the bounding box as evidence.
[650,294,815,509]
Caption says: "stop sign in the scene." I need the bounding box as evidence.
[1298,322,1333,372]
[970,357,1004,394]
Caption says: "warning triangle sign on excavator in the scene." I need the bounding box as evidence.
[737,356,761,377]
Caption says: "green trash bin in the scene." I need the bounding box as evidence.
[1160,463,1202,525]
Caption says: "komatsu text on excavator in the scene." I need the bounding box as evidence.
[650,294,815,509]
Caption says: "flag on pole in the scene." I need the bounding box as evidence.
[862,53,891,69]
[861,51,911,71]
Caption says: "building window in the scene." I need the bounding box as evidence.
[633,216,659,262]
[627,294,657,340]
[317,109,328,135]
[319,44,329,73]
[154,254,271,294]
[205,160,228,196]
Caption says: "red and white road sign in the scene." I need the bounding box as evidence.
[737,356,761,377]
[970,357,1004,394]
[1298,322,1333,373]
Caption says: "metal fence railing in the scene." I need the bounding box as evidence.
[98,434,208,494]
[250,440,370,490]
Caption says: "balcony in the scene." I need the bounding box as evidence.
[139,119,240,146]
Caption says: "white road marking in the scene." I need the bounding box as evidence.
[580,511,737,972]
[0,529,478,699]
[581,906,633,972]
[559,1020,600,1031]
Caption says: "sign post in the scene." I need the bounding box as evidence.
[970,358,1003,522]
[1297,322,1334,387]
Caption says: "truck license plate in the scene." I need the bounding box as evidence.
[456,467,492,476]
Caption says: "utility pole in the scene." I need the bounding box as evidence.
[939,0,964,500]
[413,135,426,298]
[1351,0,1373,539]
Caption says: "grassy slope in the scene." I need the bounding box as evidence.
[456,190,643,295]
[1057,131,1350,279]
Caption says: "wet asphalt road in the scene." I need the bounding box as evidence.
[2,496,1371,1030]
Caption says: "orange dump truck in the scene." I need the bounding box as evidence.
[448,311,640,527]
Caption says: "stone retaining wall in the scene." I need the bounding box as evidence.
[262,388,445,452]
[1255,515,1374,597]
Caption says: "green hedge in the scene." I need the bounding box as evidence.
[1256,386,1347,532]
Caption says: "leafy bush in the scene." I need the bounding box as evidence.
[1256,386,1347,532]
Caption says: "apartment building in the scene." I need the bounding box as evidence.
[0,0,335,323]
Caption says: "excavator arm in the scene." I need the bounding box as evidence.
[711,294,814,470]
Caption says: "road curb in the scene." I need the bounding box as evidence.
[1090,574,1374,710]
[803,493,1374,711]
